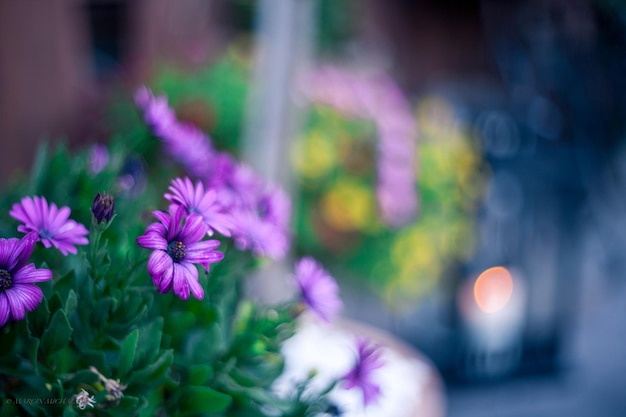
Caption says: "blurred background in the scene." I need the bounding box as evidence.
[2,0,626,416]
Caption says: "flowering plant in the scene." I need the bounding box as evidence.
[0,85,385,416]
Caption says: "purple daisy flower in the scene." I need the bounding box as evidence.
[10,196,89,256]
[164,177,232,237]
[202,152,236,191]
[294,257,342,322]
[135,87,177,137]
[213,158,262,211]
[343,338,384,406]
[256,186,291,231]
[136,207,223,300]
[231,209,289,261]
[160,122,216,179]
[0,232,53,327]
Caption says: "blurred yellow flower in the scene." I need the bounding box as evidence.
[320,179,375,232]
[292,130,338,181]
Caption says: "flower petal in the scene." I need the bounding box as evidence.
[0,238,19,267]
[13,264,52,284]
[8,232,38,271]
[181,213,207,244]
[168,206,187,241]
[6,288,26,321]
[152,210,171,227]
[0,293,10,327]
[172,263,190,300]
[148,251,172,283]
[181,262,203,300]
[9,284,43,313]
[137,230,168,250]
[185,241,223,271]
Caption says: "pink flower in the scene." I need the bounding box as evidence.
[10,196,89,256]
[160,122,216,179]
[0,232,52,327]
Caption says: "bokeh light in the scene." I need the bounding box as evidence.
[473,266,514,314]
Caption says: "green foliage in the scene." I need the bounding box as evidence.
[134,51,252,155]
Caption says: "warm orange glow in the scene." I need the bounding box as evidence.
[473,266,514,313]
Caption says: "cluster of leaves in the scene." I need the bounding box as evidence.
[0,136,313,416]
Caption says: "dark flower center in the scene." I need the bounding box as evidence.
[0,269,13,291]
[38,229,52,240]
[168,241,187,263]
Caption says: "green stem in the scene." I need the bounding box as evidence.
[88,218,105,285]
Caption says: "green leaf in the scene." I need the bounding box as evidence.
[26,336,40,375]
[68,314,92,351]
[233,300,254,333]
[62,406,79,417]
[47,292,63,315]
[52,345,79,375]
[63,369,98,386]
[134,318,163,367]
[184,325,222,364]
[0,402,19,417]
[115,395,143,417]
[163,310,196,342]
[81,350,107,374]
[29,294,51,336]
[127,349,173,386]
[64,290,78,317]
[189,365,214,385]
[90,297,113,327]
[118,329,139,378]
[0,324,17,355]
[178,386,232,415]
[41,310,73,354]
[53,270,77,301]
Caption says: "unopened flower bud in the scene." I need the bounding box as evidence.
[92,192,115,224]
